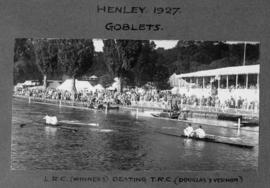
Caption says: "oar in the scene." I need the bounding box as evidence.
[55,124,79,132]
[19,118,44,128]
[20,122,78,132]
[19,112,48,128]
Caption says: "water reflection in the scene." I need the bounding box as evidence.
[44,126,57,137]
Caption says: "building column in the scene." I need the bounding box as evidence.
[226,75,229,89]
[203,77,205,88]
[257,74,259,88]
[236,74,238,88]
[246,74,249,89]
[218,78,220,89]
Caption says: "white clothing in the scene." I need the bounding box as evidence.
[43,115,58,125]
[183,126,194,137]
[194,128,206,138]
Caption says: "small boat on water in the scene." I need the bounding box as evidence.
[155,131,254,149]
[88,104,119,111]
[59,120,99,127]
[43,123,79,132]
[241,119,259,127]
[151,110,189,120]
[107,106,119,110]
[217,113,242,121]
[151,112,178,119]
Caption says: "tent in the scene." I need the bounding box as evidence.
[47,81,61,89]
[14,83,23,88]
[22,80,39,87]
[28,85,45,90]
[93,84,104,91]
[14,83,24,91]
[90,75,98,79]
[57,79,93,92]
[107,86,117,91]
[107,77,120,91]
[171,87,179,94]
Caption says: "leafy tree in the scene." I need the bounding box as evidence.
[32,39,59,88]
[103,39,142,92]
[132,41,157,86]
[14,38,42,84]
[58,39,94,98]
[98,73,114,88]
[153,65,171,90]
[90,52,108,76]
[14,38,35,62]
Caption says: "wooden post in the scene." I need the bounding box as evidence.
[237,118,241,136]
[105,104,108,114]
[28,96,31,103]
[136,108,139,119]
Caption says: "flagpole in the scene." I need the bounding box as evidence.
[243,42,246,66]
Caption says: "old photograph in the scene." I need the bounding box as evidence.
[12,39,259,171]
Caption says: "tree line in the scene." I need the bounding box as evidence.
[14,39,260,93]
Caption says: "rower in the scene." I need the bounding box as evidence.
[43,115,58,126]
[183,123,194,137]
[194,125,206,138]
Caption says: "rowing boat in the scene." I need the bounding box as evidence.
[59,120,99,127]
[43,123,78,132]
[151,112,180,119]
[155,131,254,149]
[217,113,242,121]
[241,119,259,127]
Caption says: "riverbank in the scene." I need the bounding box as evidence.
[13,95,258,133]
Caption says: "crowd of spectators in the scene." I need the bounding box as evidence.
[14,86,259,111]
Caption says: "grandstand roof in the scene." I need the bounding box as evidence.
[177,64,260,78]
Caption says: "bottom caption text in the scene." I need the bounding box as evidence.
[44,175,243,185]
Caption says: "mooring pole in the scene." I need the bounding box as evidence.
[237,118,241,136]
[105,103,108,114]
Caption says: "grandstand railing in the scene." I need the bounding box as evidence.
[131,101,259,117]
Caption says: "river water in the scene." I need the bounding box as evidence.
[11,98,258,171]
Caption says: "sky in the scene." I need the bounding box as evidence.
[93,39,178,52]
[93,39,259,52]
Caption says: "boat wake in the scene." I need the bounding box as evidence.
[59,120,99,127]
